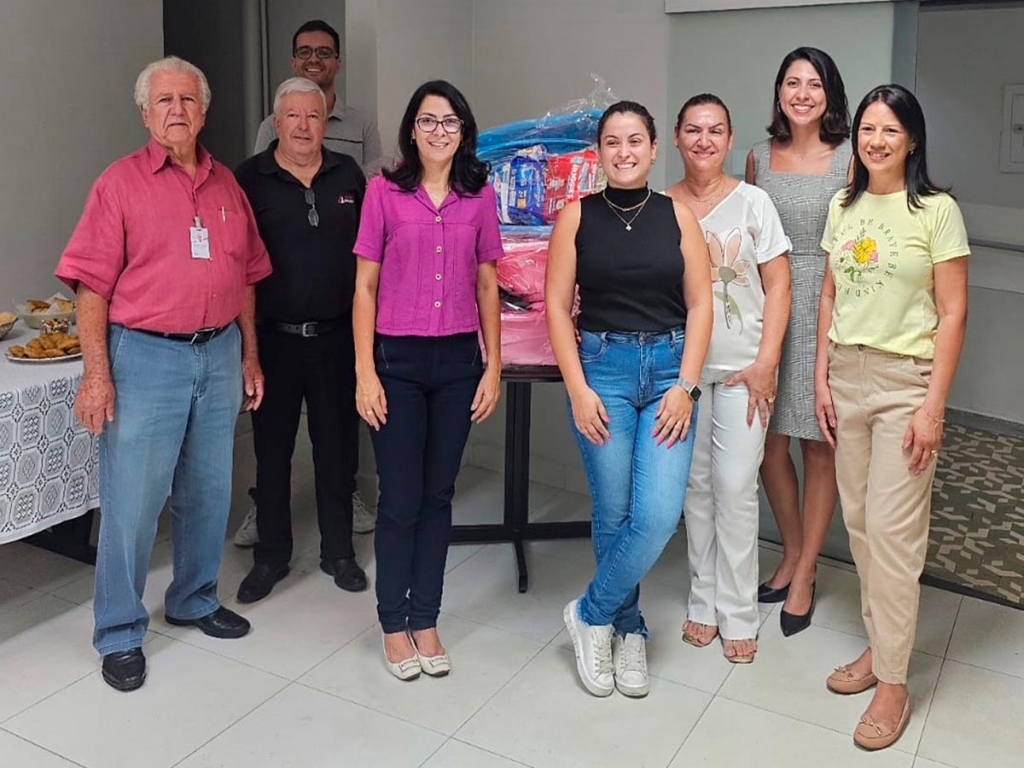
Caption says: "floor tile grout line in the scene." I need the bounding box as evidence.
[907,653,949,758]
[0,664,101,729]
[0,724,90,768]
[289,621,381,685]
[414,736,451,768]
[449,737,538,768]
[289,677,454,740]
[143,629,301,685]
[443,633,551,743]
[663,683,719,768]
[168,676,293,768]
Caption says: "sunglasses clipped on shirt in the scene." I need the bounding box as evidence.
[294,46,337,60]
[304,188,319,228]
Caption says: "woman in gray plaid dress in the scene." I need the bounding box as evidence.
[746,47,851,636]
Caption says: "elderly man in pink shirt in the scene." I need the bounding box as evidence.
[55,56,272,692]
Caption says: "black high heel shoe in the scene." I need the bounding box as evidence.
[780,583,815,637]
[757,581,790,604]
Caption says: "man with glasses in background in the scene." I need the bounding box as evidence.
[239,19,382,544]
[234,77,368,602]
[254,19,381,169]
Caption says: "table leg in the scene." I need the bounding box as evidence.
[505,381,532,593]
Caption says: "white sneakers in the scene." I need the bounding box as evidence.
[232,490,259,547]
[563,599,614,697]
[352,492,377,534]
[564,599,651,698]
[613,632,650,697]
[233,490,376,547]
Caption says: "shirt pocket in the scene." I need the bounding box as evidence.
[206,201,251,261]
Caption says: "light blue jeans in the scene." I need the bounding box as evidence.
[93,324,242,654]
[571,328,698,637]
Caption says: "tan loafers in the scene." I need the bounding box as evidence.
[827,665,879,694]
[854,698,910,751]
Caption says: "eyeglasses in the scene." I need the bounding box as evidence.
[415,116,464,134]
[304,188,319,227]
[294,46,337,60]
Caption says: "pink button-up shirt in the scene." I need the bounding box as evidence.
[353,175,503,336]
[56,138,272,333]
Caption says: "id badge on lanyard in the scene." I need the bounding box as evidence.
[190,216,210,259]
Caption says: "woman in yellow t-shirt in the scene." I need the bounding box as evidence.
[814,84,968,751]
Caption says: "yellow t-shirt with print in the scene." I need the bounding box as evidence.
[820,190,969,359]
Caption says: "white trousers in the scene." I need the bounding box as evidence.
[683,380,767,639]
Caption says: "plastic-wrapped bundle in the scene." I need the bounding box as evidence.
[497,229,550,304]
[481,77,614,226]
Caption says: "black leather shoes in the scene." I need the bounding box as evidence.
[780,583,816,637]
[320,557,368,592]
[757,580,791,604]
[166,606,251,639]
[102,648,146,692]
[237,562,291,604]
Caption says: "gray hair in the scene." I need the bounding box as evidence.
[134,56,211,113]
[273,77,327,115]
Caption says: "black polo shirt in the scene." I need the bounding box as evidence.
[235,143,366,323]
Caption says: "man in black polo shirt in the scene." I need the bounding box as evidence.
[234,77,367,602]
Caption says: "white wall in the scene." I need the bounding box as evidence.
[472,0,670,189]
[916,4,1024,423]
[0,0,163,303]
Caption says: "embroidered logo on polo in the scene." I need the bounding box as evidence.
[832,217,900,298]
[337,194,355,205]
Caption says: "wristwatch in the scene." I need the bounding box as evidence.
[676,377,702,402]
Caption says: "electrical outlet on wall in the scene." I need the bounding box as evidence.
[1000,84,1024,174]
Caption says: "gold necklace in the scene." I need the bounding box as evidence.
[684,179,725,206]
[602,187,651,213]
[602,188,652,231]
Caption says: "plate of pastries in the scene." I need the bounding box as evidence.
[6,326,82,363]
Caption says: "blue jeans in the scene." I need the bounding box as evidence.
[571,328,698,637]
[370,333,482,634]
[93,324,243,654]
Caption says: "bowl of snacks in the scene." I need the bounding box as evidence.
[0,310,16,340]
[15,294,76,330]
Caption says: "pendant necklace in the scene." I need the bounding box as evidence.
[602,188,652,231]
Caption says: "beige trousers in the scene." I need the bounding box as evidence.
[828,343,935,684]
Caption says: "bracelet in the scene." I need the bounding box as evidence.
[920,409,945,424]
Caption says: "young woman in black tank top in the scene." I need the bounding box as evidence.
[546,101,713,698]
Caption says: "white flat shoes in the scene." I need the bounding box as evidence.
[412,634,451,677]
[383,636,421,681]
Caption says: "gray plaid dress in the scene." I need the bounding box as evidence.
[751,138,851,441]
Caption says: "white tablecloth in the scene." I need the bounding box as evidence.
[0,327,99,544]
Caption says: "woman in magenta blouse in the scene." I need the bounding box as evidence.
[353,80,502,680]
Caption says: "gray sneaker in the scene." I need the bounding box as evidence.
[352,491,376,534]
[613,632,650,697]
[232,490,258,547]
[563,599,614,697]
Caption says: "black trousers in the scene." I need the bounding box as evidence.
[252,324,358,567]
[371,333,482,633]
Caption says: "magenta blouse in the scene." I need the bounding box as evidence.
[354,175,504,336]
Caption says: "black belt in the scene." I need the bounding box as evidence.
[134,325,231,345]
[261,319,346,337]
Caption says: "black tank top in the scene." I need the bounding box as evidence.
[574,186,687,332]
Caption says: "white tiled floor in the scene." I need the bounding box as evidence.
[1,435,1022,767]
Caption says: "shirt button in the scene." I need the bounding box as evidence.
[435,216,442,223]
[435,273,442,281]
[434,301,441,308]
[436,245,443,253]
